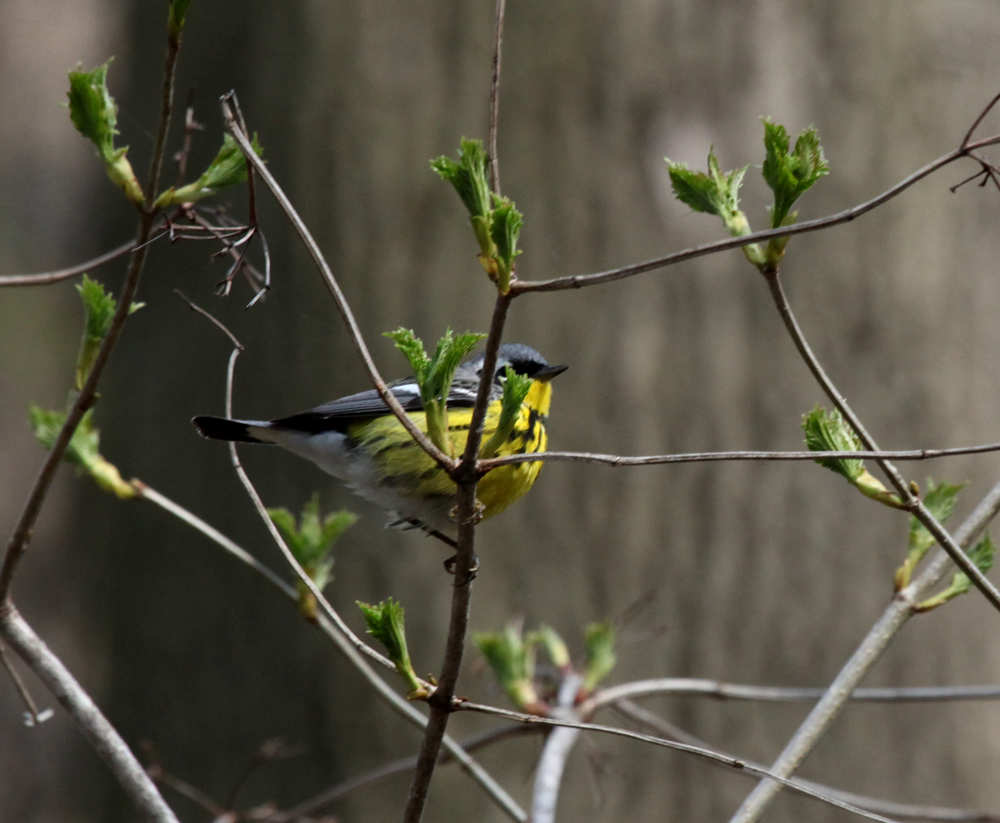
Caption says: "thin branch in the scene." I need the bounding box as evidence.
[582,678,1000,712]
[510,135,1000,294]
[402,292,513,823]
[0,638,51,725]
[459,700,904,823]
[480,442,1000,471]
[611,700,1000,823]
[134,481,526,822]
[219,93,453,472]
[270,726,536,822]
[762,269,1000,612]
[144,20,182,209]
[487,0,507,195]
[961,89,1000,148]
[729,476,1000,823]
[0,603,179,823]
[0,240,137,287]
[531,673,583,823]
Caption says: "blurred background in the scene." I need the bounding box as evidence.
[2,1,1000,821]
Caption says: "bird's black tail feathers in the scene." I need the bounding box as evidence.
[192,416,268,444]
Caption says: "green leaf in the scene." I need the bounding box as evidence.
[583,622,616,692]
[357,599,424,695]
[384,328,486,456]
[480,366,532,459]
[30,407,135,499]
[431,138,492,220]
[896,479,965,590]
[74,275,143,391]
[474,624,540,711]
[916,532,996,611]
[67,61,144,204]
[489,195,523,293]
[168,0,194,41]
[761,119,829,229]
[266,494,356,592]
[157,133,264,207]
[802,405,864,482]
[528,625,570,669]
[666,149,750,230]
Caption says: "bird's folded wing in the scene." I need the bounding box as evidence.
[271,381,480,433]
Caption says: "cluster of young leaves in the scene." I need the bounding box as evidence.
[30,408,135,500]
[665,119,828,270]
[895,480,965,590]
[68,56,263,213]
[30,277,143,499]
[384,327,486,457]
[356,599,427,698]
[801,405,903,508]
[916,531,997,612]
[67,61,145,205]
[75,274,144,390]
[268,494,357,620]
[479,366,533,459]
[473,621,616,714]
[432,138,523,292]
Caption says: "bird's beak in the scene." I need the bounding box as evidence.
[535,364,568,382]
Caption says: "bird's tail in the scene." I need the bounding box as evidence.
[192,416,270,444]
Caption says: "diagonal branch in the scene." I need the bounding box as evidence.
[134,481,526,822]
[0,240,138,287]
[0,602,179,823]
[219,93,453,473]
[762,268,1000,612]
[729,475,1000,823]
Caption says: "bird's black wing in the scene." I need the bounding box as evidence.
[271,380,480,434]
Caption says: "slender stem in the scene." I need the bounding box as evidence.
[480,442,1000,470]
[611,700,1000,823]
[219,95,452,472]
[531,673,583,823]
[0,240,137,287]
[0,638,49,723]
[511,137,1000,294]
[0,209,155,602]
[402,293,512,823]
[582,678,1000,712]
[144,26,182,209]
[0,602,179,823]
[135,481,526,822]
[487,0,507,195]
[961,89,1000,148]
[460,701,903,823]
[729,476,1000,823]
[763,269,1000,612]
[272,726,535,822]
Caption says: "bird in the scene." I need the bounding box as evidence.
[193,343,567,537]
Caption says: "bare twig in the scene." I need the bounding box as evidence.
[583,678,1000,711]
[961,89,1000,148]
[510,134,1000,294]
[145,20,182,209]
[761,269,1000,612]
[480,442,1000,470]
[402,292,513,823]
[729,476,1000,823]
[269,725,536,822]
[488,0,507,195]
[460,700,904,823]
[612,700,1000,823]
[0,603,179,823]
[134,481,526,821]
[0,240,137,287]
[219,93,452,472]
[0,638,51,725]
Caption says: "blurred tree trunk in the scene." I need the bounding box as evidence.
[3,1,1000,821]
